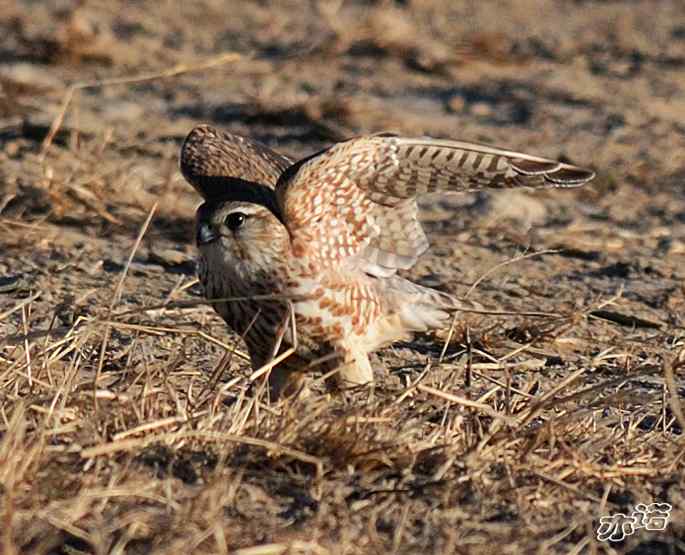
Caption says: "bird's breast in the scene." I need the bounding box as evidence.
[286,268,386,342]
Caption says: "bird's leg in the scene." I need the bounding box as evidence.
[333,344,374,388]
[267,363,306,400]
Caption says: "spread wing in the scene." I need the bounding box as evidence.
[275,134,595,275]
[180,125,293,199]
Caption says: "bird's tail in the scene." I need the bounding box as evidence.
[382,276,483,332]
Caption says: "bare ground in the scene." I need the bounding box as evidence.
[1,1,685,553]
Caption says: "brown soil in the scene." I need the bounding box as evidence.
[1,1,684,553]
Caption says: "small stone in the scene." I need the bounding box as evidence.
[447,95,466,113]
[0,275,27,294]
[470,102,493,117]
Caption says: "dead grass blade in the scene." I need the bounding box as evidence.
[80,430,324,478]
[0,292,42,323]
[664,355,685,434]
[464,249,559,298]
[417,384,517,425]
[94,203,157,409]
[40,52,242,155]
[518,366,589,427]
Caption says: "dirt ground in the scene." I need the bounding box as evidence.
[1,1,684,553]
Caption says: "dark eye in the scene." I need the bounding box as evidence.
[224,212,247,231]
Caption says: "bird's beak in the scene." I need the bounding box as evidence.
[197,222,218,245]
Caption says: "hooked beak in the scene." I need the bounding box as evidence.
[197,222,218,245]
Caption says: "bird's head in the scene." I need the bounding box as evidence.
[196,200,290,276]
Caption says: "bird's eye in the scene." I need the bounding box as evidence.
[224,212,247,231]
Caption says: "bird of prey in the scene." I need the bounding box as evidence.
[181,125,594,398]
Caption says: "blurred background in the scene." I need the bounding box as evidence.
[1,2,685,553]
[2,0,684,228]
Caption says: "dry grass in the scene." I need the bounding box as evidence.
[1,218,683,553]
[1,0,685,553]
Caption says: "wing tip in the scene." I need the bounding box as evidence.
[545,166,596,187]
[511,157,596,188]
